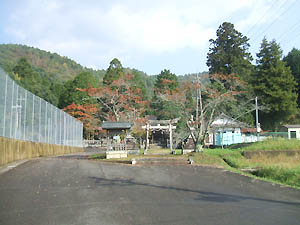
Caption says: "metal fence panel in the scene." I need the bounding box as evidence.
[0,74,6,136]
[0,68,83,147]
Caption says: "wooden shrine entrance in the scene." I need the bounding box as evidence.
[142,119,179,150]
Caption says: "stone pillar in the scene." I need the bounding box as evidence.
[169,123,173,151]
[146,123,149,150]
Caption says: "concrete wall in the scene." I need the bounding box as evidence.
[287,128,300,139]
[106,150,127,159]
[0,136,83,167]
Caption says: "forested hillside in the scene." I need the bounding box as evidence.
[0,44,105,81]
[0,44,157,107]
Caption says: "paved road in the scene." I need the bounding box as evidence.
[0,156,300,225]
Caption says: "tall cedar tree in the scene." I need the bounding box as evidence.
[207,22,253,81]
[283,48,300,106]
[251,38,297,130]
[103,58,124,85]
[151,69,181,120]
[206,22,254,124]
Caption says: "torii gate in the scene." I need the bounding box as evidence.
[142,118,179,151]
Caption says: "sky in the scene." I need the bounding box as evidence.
[0,0,300,75]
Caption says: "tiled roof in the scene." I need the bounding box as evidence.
[101,122,131,129]
[283,125,300,128]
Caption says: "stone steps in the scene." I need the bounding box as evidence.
[132,157,189,165]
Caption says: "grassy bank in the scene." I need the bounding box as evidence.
[229,138,300,151]
[193,139,300,188]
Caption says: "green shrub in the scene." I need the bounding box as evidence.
[174,149,183,155]
[89,154,106,159]
[139,149,144,155]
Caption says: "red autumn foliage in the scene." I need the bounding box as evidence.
[77,73,148,123]
[63,103,99,138]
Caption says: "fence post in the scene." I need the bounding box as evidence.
[10,81,15,138]
[23,90,27,140]
[14,85,18,139]
[3,75,8,137]
[32,94,34,141]
[45,102,47,143]
[59,111,62,145]
[39,97,41,142]
[64,113,66,145]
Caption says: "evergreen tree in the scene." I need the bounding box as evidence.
[151,69,181,119]
[207,22,254,124]
[103,58,124,85]
[207,22,253,81]
[283,48,300,106]
[129,69,147,99]
[154,69,178,93]
[12,58,60,105]
[59,72,99,108]
[251,38,297,130]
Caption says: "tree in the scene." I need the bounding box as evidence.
[154,69,179,93]
[150,69,181,119]
[251,38,298,130]
[159,73,251,152]
[128,69,148,99]
[103,58,124,85]
[78,73,148,123]
[63,103,99,139]
[283,48,300,106]
[207,22,253,81]
[59,71,99,108]
[12,58,60,105]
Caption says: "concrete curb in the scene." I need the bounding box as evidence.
[0,159,29,175]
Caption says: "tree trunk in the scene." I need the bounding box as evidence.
[195,142,203,152]
[194,136,204,152]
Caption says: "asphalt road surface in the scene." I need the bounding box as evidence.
[0,156,300,225]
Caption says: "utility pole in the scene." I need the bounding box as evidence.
[255,96,260,141]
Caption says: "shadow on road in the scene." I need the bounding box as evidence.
[88,176,300,206]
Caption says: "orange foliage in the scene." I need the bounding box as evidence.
[77,73,148,123]
[63,103,99,137]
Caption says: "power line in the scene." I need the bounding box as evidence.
[250,0,295,43]
[245,0,280,37]
[277,19,300,43]
[281,27,300,49]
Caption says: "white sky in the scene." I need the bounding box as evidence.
[0,0,299,75]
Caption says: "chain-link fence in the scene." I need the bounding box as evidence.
[0,69,83,147]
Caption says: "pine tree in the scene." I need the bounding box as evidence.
[251,38,298,130]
